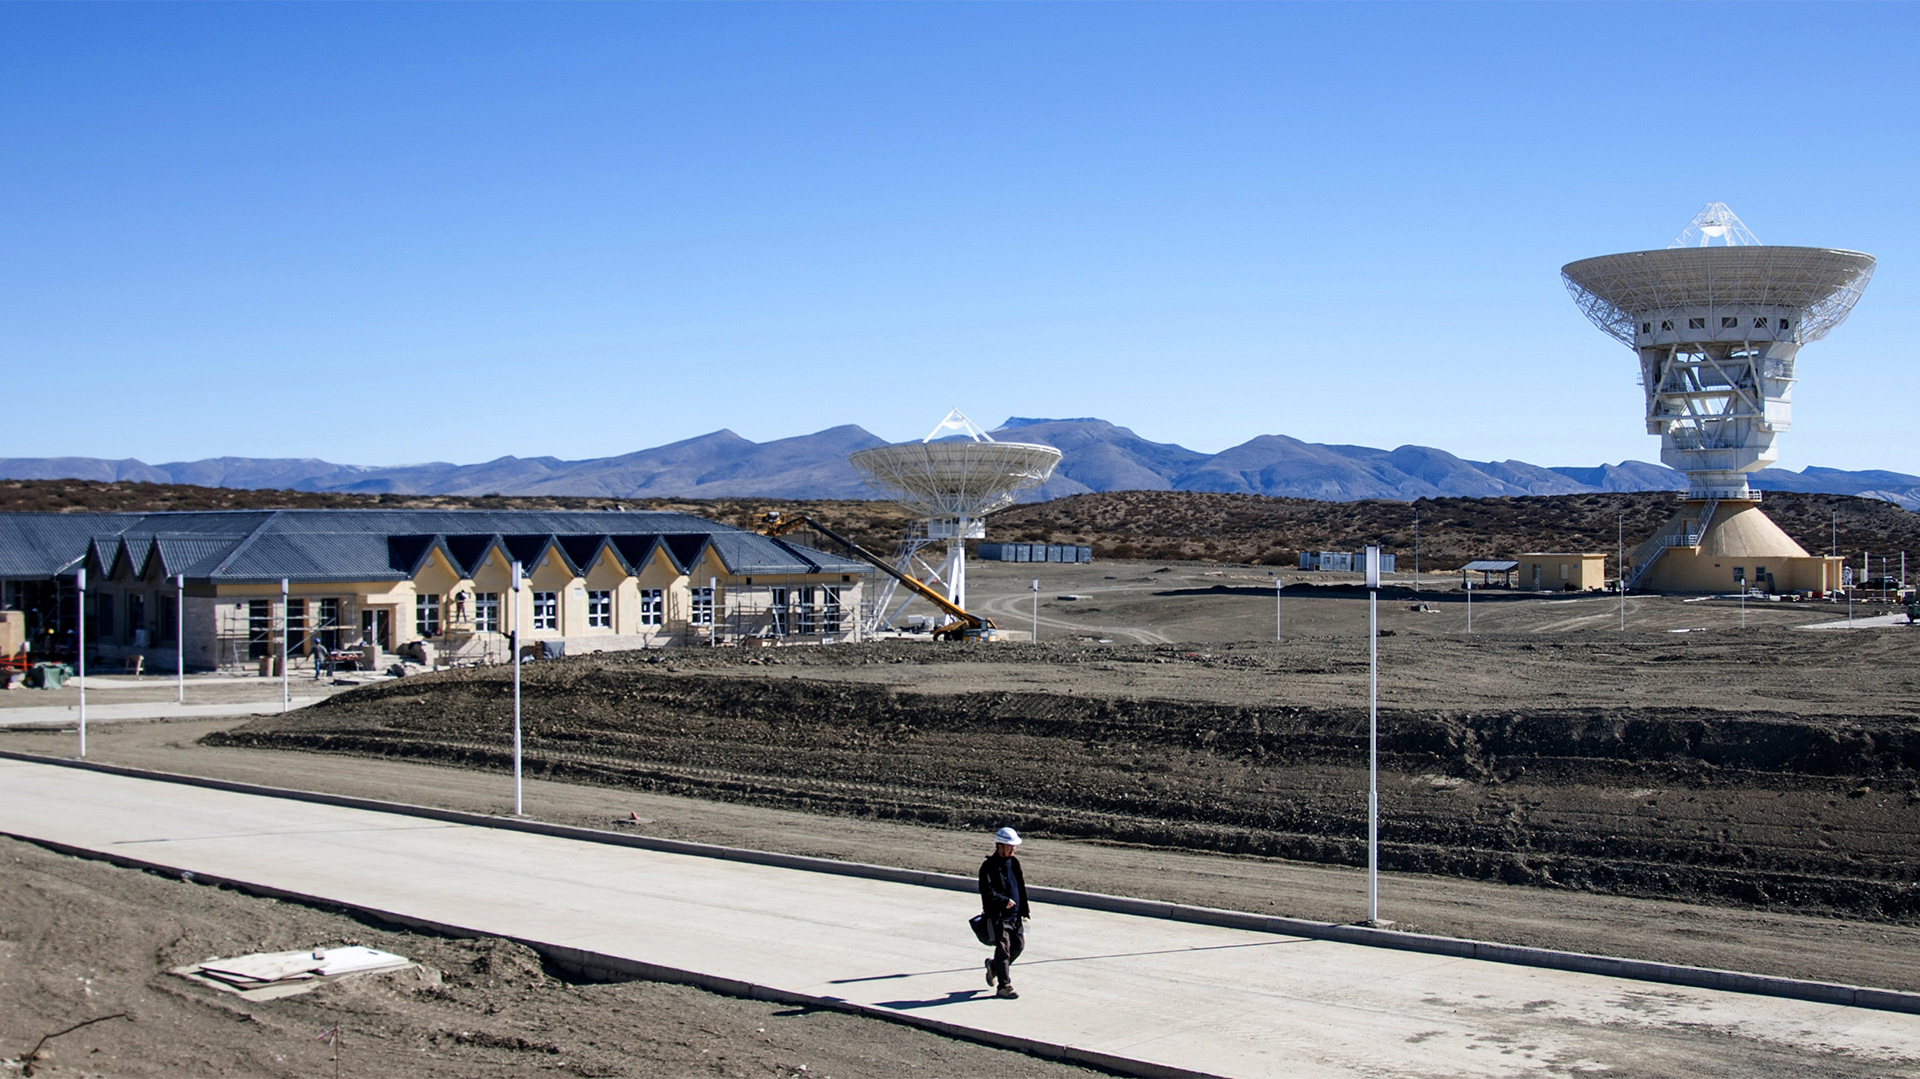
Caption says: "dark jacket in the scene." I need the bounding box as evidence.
[978,853,1029,921]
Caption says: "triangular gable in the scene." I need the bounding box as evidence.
[386,535,440,576]
[577,537,634,577]
[556,534,606,573]
[151,536,244,580]
[663,534,709,573]
[442,534,502,577]
[609,534,663,573]
[84,538,117,577]
[501,534,560,572]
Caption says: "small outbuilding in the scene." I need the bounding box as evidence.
[1517,552,1608,592]
[1460,560,1518,588]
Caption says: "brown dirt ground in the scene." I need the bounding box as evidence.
[0,834,1108,1079]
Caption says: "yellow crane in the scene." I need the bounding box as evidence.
[757,511,995,640]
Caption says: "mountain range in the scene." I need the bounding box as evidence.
[8,418,1920,510]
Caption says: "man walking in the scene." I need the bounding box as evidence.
[978,826,1029,999]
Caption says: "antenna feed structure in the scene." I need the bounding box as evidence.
[848,409,1062,614]
[1561,202,1874,502]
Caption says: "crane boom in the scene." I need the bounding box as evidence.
[758,512,992,639]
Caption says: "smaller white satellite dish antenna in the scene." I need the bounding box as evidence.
[848,409,1062,618]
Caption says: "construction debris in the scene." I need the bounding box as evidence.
[171,946,412,1001]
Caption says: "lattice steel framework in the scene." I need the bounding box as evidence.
[848,409,1062,617]
[1561,204,1875,501]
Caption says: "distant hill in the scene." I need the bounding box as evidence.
[7,417,1920,508]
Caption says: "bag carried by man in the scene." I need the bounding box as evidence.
[968,913,995,946]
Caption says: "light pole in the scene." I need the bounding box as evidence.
[280,578,290,712]
[1030,578,1039,643]
[175,574,185,705]
[1364,545,1381,926]
[1617,512,1625,632]
[75,567,86,759]
[1275,575,1283,641]
[511,560,524,816]
[1412,513,1419,592]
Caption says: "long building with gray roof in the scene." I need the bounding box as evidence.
[0,509,867,669]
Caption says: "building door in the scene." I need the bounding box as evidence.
[360,609,391,649]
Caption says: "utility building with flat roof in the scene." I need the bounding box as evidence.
[0,509,866,670]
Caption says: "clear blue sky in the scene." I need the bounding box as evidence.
[3,3,1914,472]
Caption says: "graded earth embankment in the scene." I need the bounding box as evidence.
[206,638,1920,921]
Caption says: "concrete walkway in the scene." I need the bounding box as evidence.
[0,698,319,728]
[2,758,1917,1079]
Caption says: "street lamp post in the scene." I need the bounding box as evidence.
[280,578,290,712]
[76,568,87,758]
[175,574,185,704]
[1364,545,1381,926]
[511,560,524,816]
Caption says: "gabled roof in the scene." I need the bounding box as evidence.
[0,509,863,584]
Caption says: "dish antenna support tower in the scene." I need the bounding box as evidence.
[1561,203,1874,592]
[849,410,1062,621]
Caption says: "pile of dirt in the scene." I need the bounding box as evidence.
[0,835,1099,1078]
[206,640,1920,921]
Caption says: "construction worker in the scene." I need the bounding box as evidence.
[978,827,1030,999]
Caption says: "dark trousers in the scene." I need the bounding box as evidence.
[990,917,1025,986]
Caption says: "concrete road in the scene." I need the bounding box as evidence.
[2,759,1916,1079]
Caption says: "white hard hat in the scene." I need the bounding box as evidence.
[993,827,1022,847]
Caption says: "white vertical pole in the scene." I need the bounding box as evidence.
[76,568,86,759]
[511,560,523,816]
[709,576,717,647]
[1466,579,1472,634]
[1364,545,1380,925]
[1275,576,1283,641]
[1030,579,1039,642]
[280,578,290,712]
[1618,513,1625,631]
[175,574,185,705]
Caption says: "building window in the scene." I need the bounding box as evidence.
[287,598,307,651]
[797,587,818,634]
[474,592,500,633]
[532,592,558,631]
[317,598,341,651]
[587,590,612,628]
[1779,318,1790,330]
[1688,317,1706,329]
[690,587,714,626]
[126,593,146,643]
[159,595,177,645]
[248,598,271,659]
[1722,316,1739,328]
[415,594,441,638]
[639,589,663,627]
[1660,320,1674,331]
[1559,564,1569,581]
[770,587,789,636]
[822,586,842,633]
[1754,317,1768,328]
